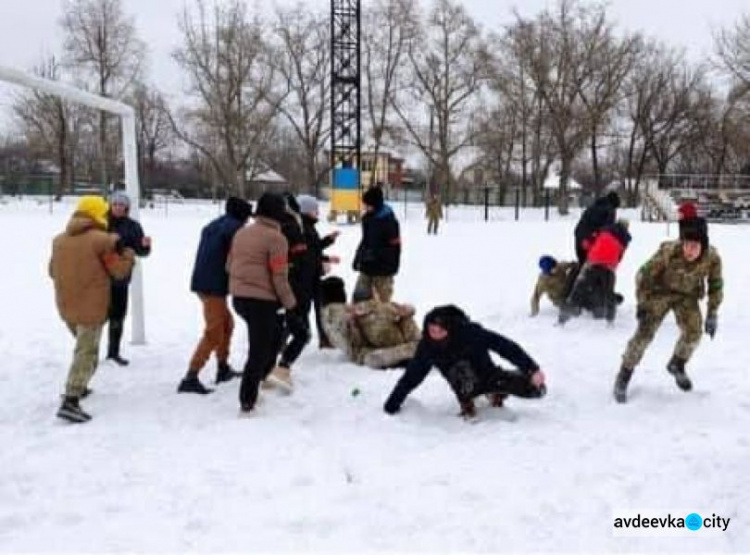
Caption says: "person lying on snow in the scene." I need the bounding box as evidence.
[383,305,546,420]
[559,219,631,324]
[320,276,420,369]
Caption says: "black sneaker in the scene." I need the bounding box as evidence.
[613,366,634,403]
[107,355,130,367]
[667,357,692,391]
[177,376,214,394]
[57,397,91,423]
[215,362,242,384]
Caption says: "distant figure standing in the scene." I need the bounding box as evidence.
[353,186,401,302]
[105,191,151,366]
[426,194,443,235]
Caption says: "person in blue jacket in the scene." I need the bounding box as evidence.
[106,191,152,365]
[178,196,252,394]
[384,305,547,419]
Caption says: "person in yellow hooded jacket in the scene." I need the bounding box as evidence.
[49,196,135,423]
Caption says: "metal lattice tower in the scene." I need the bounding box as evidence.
[330,0,361,178]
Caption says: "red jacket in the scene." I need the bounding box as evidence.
[586,226,631,271]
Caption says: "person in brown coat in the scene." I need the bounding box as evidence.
[425,193,443,235]
[228,192,299,413]
[49,196,135,423]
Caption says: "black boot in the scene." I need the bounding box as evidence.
[177,372,214,394]
[667,356,692,391]
[107,320,129,366]
[613,366,634,403]
[215,361,242,384]
[57,396,92,423]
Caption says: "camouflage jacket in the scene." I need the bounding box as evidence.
[531,262,577,315]
[425,199,443,220]
[637,241,723,316]
[322,301,421,364]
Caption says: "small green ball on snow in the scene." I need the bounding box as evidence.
[351,388,361,397]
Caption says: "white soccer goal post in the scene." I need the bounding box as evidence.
[0,65,146,345]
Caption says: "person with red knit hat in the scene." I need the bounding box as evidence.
[560,219,631,324]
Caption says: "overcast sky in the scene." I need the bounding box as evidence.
[0,0,747,124]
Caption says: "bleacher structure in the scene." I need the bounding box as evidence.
[641,174,750,223]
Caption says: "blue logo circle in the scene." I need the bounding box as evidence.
[686,513,703,531]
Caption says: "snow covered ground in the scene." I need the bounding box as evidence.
[0,197,748,552]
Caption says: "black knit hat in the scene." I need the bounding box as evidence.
[255,192,287,222]
[362,186,384,210]
[606,191,621,209]
[679,217,709,253]
[225,196,252,223]
[320,276,347,307]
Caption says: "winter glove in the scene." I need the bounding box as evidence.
[705,314,718,339]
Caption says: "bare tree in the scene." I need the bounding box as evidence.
[171,0,283,197]
[270,4,330,194]
[12,56,88,199]
[716,12,750,87]
[128,82,172,194]
[520,0,620,213]
[362,0,418,188]
[61,0,146,189]
[392,0,487,203]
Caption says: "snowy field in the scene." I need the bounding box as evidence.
[1,197,749,552]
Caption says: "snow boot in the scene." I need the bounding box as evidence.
[667,356,692,391]
[57,396,91,423]
[215,361,242,384]
[459,399,477,420]
[177,374,214,395]
[106,320,129,366]
[613,366,634,403]
[267,365,293,393]
[486,393,507,407]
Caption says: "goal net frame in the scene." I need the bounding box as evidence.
[0,65,146,344]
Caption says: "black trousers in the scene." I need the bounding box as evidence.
[278,299,312,367]
[446,361,545,402]
[312,287,329,345]
[569,265,616,319]
[233,297,283,408]
[107,284,129,356]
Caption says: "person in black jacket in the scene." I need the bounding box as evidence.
[106,191,152,366]
[384,305,546,419]
[573,191,620,264]
[265,194,312,391]
[178,196,252,394]
[353,186,401,302]
[297,195,340,348]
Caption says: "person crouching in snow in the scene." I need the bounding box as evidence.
[383,306,546,420]
[559,219,631,324]
[320,277,420,369]
[49,196,135,423]
[530,255,578,316]
[613,217,722,403]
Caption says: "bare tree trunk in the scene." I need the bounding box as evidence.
[558,154,572,215]
[590,126,600,192]
[99,111,108,190]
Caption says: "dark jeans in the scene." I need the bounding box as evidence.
[107,284,129,357]
[278,299,312,367]
[233,297,283,409]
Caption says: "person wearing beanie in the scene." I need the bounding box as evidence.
[678,201,698,220]
[573,191,620,264]
[531,255,578,316]
[49,196,136,422]
[383,305,546,419]
[105,190,152,366]
[262,191,315,391]
[228,192,298,412]
[295,194,341,350]
[613,217,723,403]
[179,196,252,395]
[353,185,401,302]
[560,218,631,324]
[319,277,420,369]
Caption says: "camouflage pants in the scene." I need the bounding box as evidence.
[427,218,440,234]
[362,341,419,369]
[621,296,702,369]
[354,274,394,303]
[64,323,104,398]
